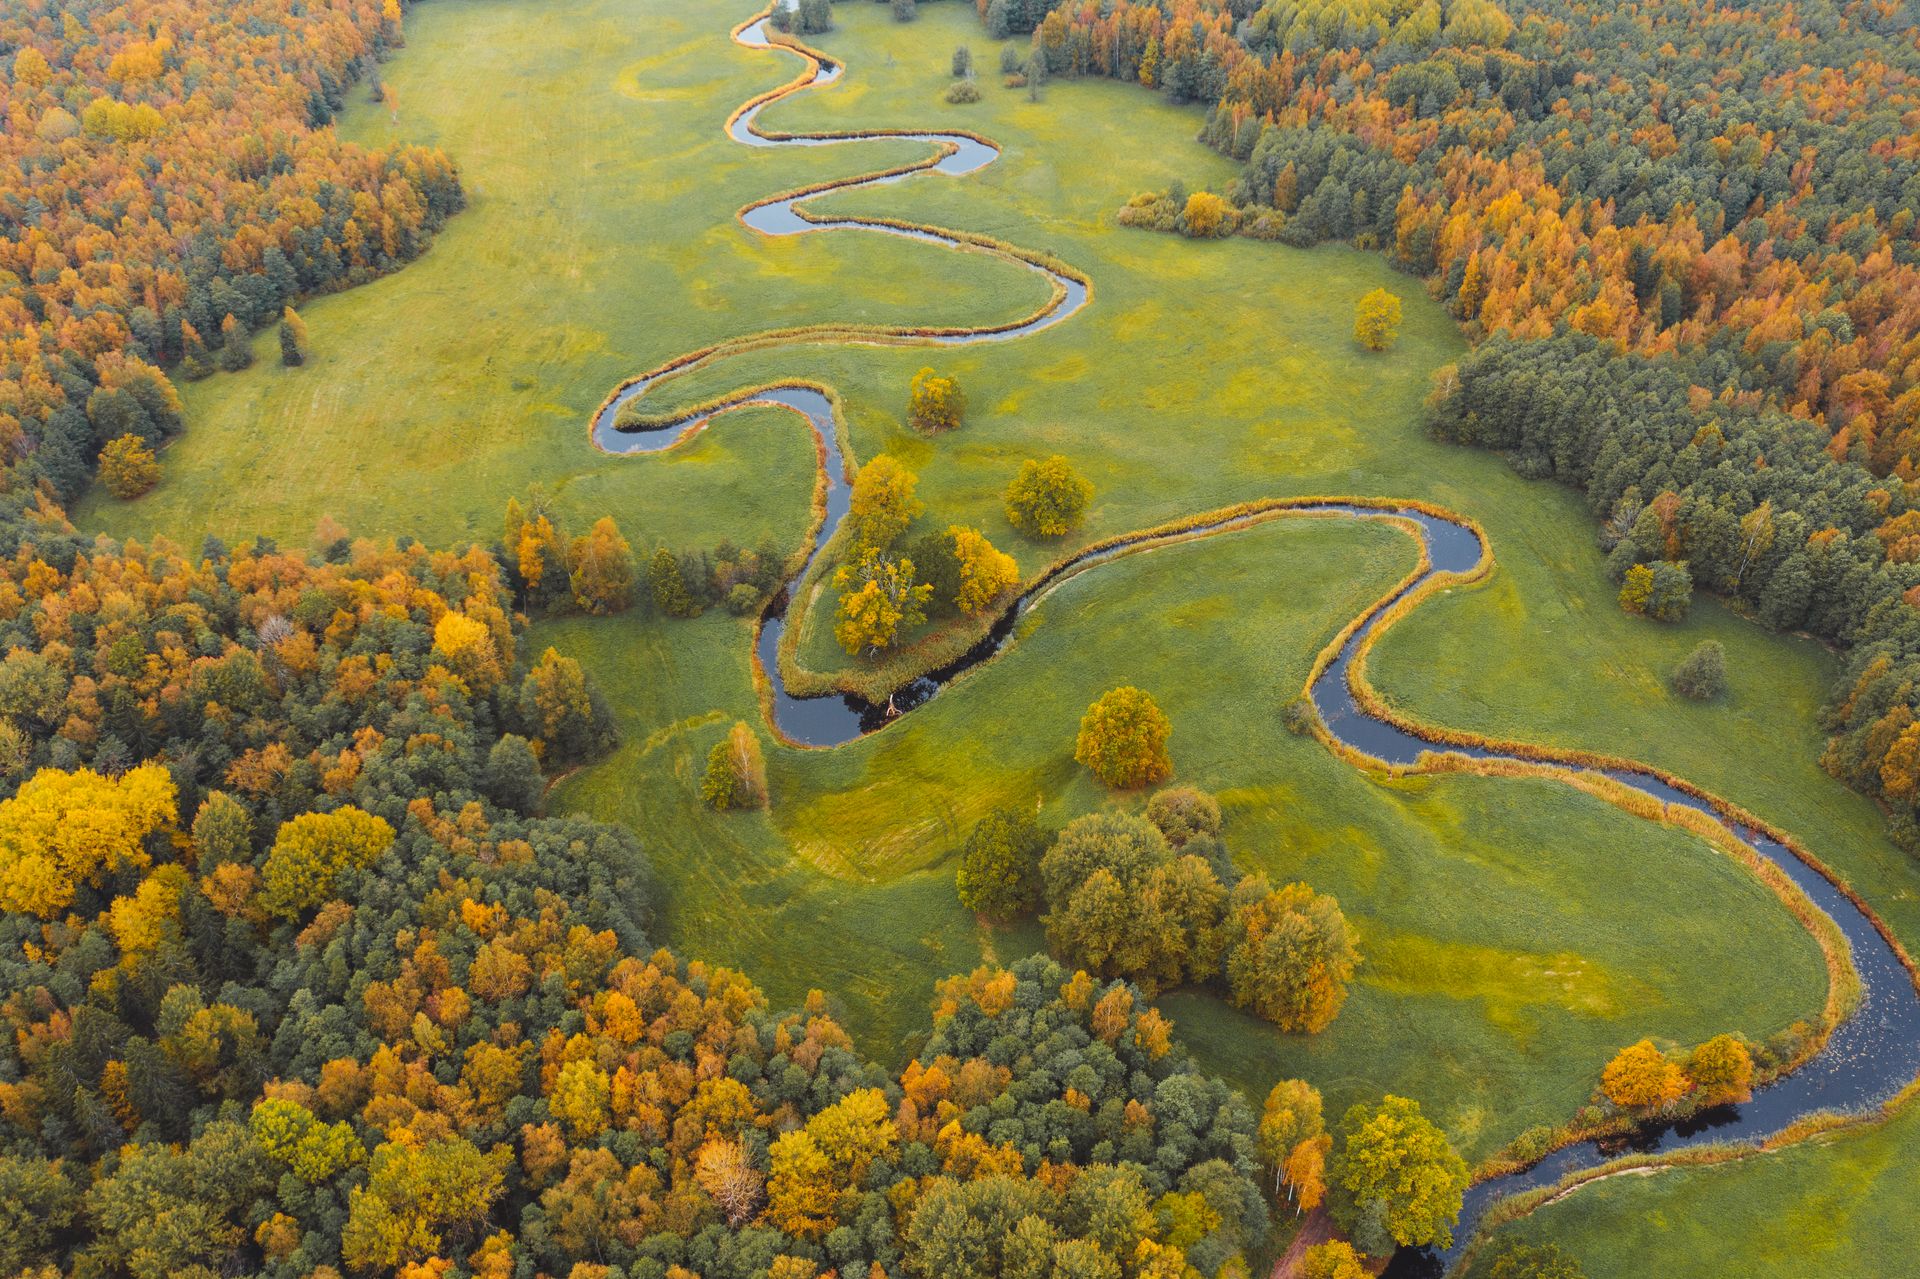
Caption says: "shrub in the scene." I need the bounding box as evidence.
[725,583,763,616]
[1005,455,1093,537]
[1485,1240,1588,1279]
[945,79,980,103]
[1671,639,1726,699]
[1145,786,1220,847]
[99,434,161,499]
[952,45,973,76]
[892,0,916,21]
[1075,686,1172,788]
[998,45,1021,73]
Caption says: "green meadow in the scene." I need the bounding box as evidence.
[78,0,1920,1261]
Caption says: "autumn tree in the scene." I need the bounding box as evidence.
[0,764,175,918]
[1182,191,1233,237]
[1354,289,1403,352]
[279,308,309,366]
[99,434,161,499]
[1259,1078,1328,1213]
[260,806,396,917]
[1600,1039,1689,1112]
[1330,1095,1467,1253]
[1074,686,1172,788]
[1686,1034,1754,1106]
[950,525,1019,613]
[1224,877,1359,1032]
[908,367,967,432]
[217,314,253,372]
[341,1138,508,1270]
[702,721,769,811]
[569,516,635,614]
[955,805,1048,920]
[1006,455,1093,537]
[848,454,923,550]
[834,546,931,654]
[516,648,616,764]
[1301,1240,1366,1279]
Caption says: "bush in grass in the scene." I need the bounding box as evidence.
[952,45,972,76]
[1146,786,1220,847]
[1671,639,1726,700]
[945,78,979,103]
[998,44,1021,73]
[908,366,966,431]
[725,583,763,616]
[892,0,916,21]
[1485,1240,1587,1279]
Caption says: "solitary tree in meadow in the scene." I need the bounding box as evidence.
[99,434,160,499]
[279,307,308,366]
[1353,288,1403,351]
[1074,686,1171,787]
[1005,455,1093,537]
[907,367,967,432]
[702,721,768,811]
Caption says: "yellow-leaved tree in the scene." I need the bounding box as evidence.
[260,806,397,918]
[950,525,1019,613]
[0,763,176,917]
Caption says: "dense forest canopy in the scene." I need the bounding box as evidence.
[0,0,461,523]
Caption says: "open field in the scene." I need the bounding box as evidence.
[551,513,1828,1162]
[84,0,1920,1259]
[1461,1104,1920,1278]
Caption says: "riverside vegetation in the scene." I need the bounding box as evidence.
[5,0,1920,1275]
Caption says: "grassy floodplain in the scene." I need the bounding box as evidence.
[78,0,1920,1263]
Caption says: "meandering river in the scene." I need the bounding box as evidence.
[593,10,1920,1271]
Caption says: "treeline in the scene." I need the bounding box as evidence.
[0,0,462,529]
[1424,333,1920,847]
[1023,0,1920,478]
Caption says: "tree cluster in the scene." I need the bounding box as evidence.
[964,788,1362,1033]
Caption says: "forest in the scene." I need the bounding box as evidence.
[4,0,1920,1275]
